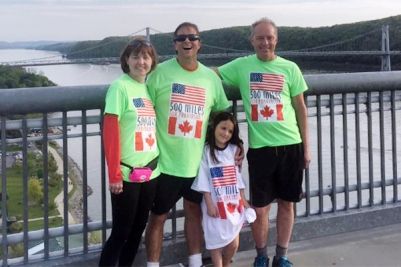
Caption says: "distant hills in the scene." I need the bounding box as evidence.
[0,41,69,49]
[4,15,401,71]
[38,15,401,56]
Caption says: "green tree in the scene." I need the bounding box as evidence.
[9,243,24,258]
[8,221,22,233]
[0,65,55,89]
[48,154,58,174]
[89,231,102,244]
[28,178,43,205]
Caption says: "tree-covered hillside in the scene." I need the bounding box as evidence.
[39,15,401,70]
[0,65,55,89]
[42,15,401,55]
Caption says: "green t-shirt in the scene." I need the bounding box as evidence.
[218,55,308,148]
[104,74,160,181]
[147,58,230,177]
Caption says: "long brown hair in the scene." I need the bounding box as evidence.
[206,111,242,164]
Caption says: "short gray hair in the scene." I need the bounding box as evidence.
[250,17,278,38]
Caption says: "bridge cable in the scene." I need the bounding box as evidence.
[201,43,252,53]
[285,28,381,52]
[0,27,154,64]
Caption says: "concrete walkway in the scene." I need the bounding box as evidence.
[230,223,401,267]
[52,223,401,267]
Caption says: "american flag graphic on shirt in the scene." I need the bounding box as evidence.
[133,98,156,152]
[168,83,205,139]
[210,165,237,187]
[249,72,284,122]
[133,98,155,116]
[250,73,284,92]
[170,83,205,105]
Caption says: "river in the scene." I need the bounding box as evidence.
[1,49,122,221]
[2,49,400,222]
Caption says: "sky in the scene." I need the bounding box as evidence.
[1,0,401,42]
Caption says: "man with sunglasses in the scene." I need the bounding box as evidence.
[217,18,311,267]
[145,22,230,267]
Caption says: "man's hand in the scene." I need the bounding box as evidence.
[304,149,311,169]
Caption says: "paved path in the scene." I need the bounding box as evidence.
[54,223,401,267]
[231,223,401,267]
[48,146,76,224]
[17,215,61,223]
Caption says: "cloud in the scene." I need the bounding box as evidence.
[1,0,400,41]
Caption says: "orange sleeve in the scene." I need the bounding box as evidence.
[103,114,122,183]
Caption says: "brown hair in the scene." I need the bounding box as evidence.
[120,37,158,73]
[206,111,242,164]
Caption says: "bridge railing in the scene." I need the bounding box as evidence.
[1,71,401,266]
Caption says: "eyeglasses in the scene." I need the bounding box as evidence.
[173,34,200,42]
[128,39,152,47]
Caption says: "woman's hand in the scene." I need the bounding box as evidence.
[109,181,123,194]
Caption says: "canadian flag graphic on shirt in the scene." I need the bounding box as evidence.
[168,83,205,139]
[249,72,284,122]
[132,98,157,152]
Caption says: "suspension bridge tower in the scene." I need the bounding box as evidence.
[381,25,391,71]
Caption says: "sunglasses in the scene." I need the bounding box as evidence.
[173,34,200,42]
[128,39,152,47]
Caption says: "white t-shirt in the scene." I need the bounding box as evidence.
[191,144,246,249]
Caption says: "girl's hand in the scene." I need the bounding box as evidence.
[109,181,123,194]
[243,199,251,209]
[206,204,220,218]
[240,189,250,209]
[203,192,219,217]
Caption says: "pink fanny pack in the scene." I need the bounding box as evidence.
[129,168,152,183]
[121,157,158,183]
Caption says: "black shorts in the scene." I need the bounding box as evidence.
[247,143,304,207]
[151,173,203,215]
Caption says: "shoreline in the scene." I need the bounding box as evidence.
[50,144,92,224]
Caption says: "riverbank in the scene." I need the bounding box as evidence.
[49,144,91,224]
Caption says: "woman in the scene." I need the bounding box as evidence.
[99,38,159,266]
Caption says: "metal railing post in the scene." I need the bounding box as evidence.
[1,116,8,267]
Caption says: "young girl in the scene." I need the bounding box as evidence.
[191,111,254,267]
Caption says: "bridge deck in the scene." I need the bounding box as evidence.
[35,223,401,267]
[230,223,401,267]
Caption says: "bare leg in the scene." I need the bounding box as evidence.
[145,212,168,262]
[251,205,271,249]
[210,248,223,267]
[184,199,203,255]
[222,236,239,267]
[276,199,294,248]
